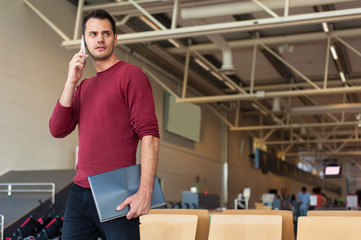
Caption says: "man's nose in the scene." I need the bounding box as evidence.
[97,35,104,43]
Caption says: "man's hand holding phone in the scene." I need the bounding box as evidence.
[67,37,88,86]
[59,37,88,107]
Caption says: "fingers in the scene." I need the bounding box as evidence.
[116,195,151,220]
[116,197,130,211]
[77,48,88,59]
[116,197,135,220]
[126,203,145,220]
[70,51,87,70]
[73,50,88,65]
[66,50,88,84]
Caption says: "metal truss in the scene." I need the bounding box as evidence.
[23,0,361,163]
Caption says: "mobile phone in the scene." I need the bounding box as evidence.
[81,36,87,60]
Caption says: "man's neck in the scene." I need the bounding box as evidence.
[92,55,119,73]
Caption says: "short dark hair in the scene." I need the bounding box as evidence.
[82,9,116,35]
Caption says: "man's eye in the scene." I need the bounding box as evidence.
[104,32,110,36]
[90,33,96,36]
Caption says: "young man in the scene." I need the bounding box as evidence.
[298,187,310,216]
[49,9,159,240]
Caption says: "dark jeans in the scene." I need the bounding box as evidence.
[62,184,140,240]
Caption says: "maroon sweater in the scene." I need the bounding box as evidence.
[49,61,159,188]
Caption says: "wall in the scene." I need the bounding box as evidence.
[0,0,89,174]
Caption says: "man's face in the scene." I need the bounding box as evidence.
[83,18,117,61]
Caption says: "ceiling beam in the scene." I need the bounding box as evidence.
[241,78,361,91]
[167,28,361,55]
[230,121,358,131]
[82,0,234,15]
[181,0,359,19]
[286,151,361,157]
[61,8,361,48]
[266,138,360,145]
[176,85,361,103]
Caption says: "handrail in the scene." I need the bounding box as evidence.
[0,183,56,204]
[0,214,4,240]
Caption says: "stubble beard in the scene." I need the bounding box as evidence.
[89,45,115,62]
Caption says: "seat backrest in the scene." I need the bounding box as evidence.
[140,214,198,240]
[254,202,273,210]
[222,209,294,240]
[208,214,282,240]
[149,209,210,240]
[297,216,361,240]
[307,210,361,216]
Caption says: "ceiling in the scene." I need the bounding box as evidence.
[27,0,361,187]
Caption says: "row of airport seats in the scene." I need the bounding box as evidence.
[140,209,361,240]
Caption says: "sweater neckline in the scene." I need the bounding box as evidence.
[96,61,123,76]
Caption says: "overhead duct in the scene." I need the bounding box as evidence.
[290,103,361,115]
[208,34,235,74]
[194,20,235,74]
[181,0,358,19]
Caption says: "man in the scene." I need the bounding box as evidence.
[298,187,310,216]
[49,9,159,240]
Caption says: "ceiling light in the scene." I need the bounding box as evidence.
[139,16,180,48]
[317,142,323,150]
[330,45,338,60]
[139,16,160,31]
[194,58,210,71]
[339,71,346,83]
[223,81,236,91]
[251,102,261,111]
[272,116,283,124]
[278,43,294,54]
[251,103,268,116]
[260,109,268,116]
[356,113,361,121]
[300,127,307,135]
[210,71,223,81]
[272,97,281,112]
[322,22,329,33]
[167,39,180,48]
[357,114,361,127]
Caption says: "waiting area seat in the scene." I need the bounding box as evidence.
[222,209,294,240]
[254,202,273,210]
[208,214,282,240]
[140,214,198,240]
[307,210,361,216]
[297,216,361,240]
[148,209,210,240]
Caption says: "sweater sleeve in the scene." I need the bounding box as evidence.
[49,87,80,138]
[123,65,160,139]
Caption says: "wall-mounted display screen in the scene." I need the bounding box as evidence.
[164,93,201,142]
[324,164,342,178]
[324,166,341,176]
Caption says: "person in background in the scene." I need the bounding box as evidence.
[272,191,281,210]
[237,191,245,209]
[49,9,159,240]
[312,187,327,208]
[298,187,310,216]
[280,188,291,210]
